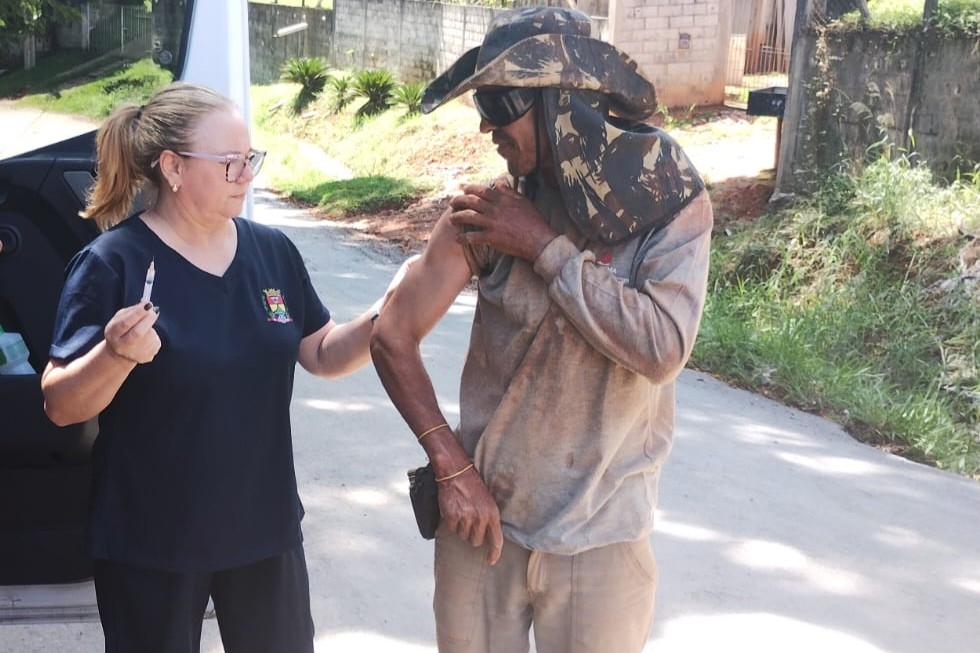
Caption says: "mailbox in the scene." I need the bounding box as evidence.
[747,86,787,117]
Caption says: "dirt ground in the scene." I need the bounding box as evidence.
[317,107,780,252]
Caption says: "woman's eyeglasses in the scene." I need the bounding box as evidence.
[177,149,266,182]
[474,88,538,127]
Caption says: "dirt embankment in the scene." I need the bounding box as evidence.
[317,107,781,253]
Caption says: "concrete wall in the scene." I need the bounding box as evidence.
[776,26,980,195]
[332,0,491,83]
[330,0,705,101]
[249,3,334,84]
[915,36,980,179]
[609,0,732,108]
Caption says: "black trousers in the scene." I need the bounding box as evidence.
[94,545,315,653]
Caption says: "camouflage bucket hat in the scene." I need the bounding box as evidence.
[423,6,704,245]
[422,6,657,120]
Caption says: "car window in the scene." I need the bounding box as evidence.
[0,1,187,162]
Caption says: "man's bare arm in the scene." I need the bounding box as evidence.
[370,209,504,563]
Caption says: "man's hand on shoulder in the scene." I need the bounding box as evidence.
[448,183,558,262]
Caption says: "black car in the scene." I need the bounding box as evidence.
[0,127,102,621]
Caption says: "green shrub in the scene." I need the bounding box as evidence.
[931,0,980,32]
[326,73,354,114]
[280,57,330,113]
[834,0,980,31]
[351,69,395,120]
[391,81,425,116]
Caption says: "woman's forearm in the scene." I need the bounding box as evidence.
[41,340,136,426]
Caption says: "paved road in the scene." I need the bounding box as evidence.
[0,101,97,160]
[2,190,978,653]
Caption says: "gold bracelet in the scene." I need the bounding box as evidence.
[436,462,475,483]
[416,423,450,442]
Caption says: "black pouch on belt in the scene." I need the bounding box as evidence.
[407,463,440,539]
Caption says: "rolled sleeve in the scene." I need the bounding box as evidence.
[532,235,584,284]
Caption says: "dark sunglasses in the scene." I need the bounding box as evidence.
[474,87,538,127]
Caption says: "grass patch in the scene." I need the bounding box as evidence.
[293,175,416,214]
[14,57,172,119]
[697,158,980,477]
[0,49,107,98]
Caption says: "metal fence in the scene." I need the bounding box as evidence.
[84,3,153,57]
[725,0,792,108]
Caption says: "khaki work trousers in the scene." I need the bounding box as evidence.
[433,530,658,653]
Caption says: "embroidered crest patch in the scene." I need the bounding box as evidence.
[262,288,293,323]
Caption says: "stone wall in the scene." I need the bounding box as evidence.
[776,26,980,194]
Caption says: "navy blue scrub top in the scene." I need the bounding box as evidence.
[49,216,330,573]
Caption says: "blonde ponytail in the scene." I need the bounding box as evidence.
[79,104,145,230]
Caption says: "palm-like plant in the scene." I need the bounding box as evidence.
[391,81,425,116]
[326,74,354,114]
[351,69,396,119]
[280,57,330,113]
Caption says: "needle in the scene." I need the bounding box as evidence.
[140,259,155,303]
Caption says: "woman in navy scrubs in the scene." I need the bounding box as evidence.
[41,82,406,653]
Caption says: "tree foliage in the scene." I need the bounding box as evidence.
[0,0,79,46]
